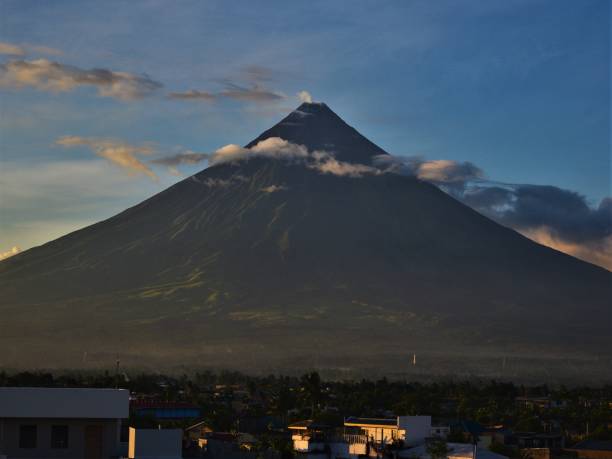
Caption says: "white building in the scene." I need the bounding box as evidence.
[344,416,432,447]
[289,416,432,458]
[0,387,129,459]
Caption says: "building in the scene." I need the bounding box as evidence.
[289,416,432,458]
[431,424,451,439]
[565,440,612,459]
[128,427,182,459]
[343,416,432,447]
[507,432,564,449]
[131,400,200,420]
[514,397,566,411]
[0,387,129,459]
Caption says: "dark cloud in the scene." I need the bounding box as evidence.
[467,184,612,244]
[375,154,611,269]
[462,185,514,210]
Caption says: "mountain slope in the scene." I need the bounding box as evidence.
[0,103,609,380]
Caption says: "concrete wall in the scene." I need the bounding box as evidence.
[0,388,129,419]
[128,428,182,459]
[398,416,432,446]
[0,418,123,458]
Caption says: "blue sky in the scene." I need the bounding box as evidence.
[0,0,609,265]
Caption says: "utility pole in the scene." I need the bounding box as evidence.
[114,359,120,389]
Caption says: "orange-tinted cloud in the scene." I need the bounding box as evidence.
[56,136,157,179]
[521,227,612,271]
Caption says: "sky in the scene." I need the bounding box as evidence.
[0,0,610,268]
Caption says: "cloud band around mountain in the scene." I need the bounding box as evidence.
[374,154,611,269]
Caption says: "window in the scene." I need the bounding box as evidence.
[19,425,37,449]
[51,425,69,448]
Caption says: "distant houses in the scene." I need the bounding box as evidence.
[131,400,201,420]
[286,416,494,459]
[0,381,607,459]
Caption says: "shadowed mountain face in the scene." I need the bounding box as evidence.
[0,103,610,381]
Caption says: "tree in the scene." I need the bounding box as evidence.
[426,438,449,459]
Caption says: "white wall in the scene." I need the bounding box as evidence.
[398,416,432,446]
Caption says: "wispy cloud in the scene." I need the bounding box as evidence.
[219,83,285,102]
[56,136,157,179]
[150,151,210,167]
[167,89,216,101]
[170,65,287,104]
[0,59,162,100]
[261,184,288,193]
[0,42,25,56]
[0,246,21,261]
[0,42,63,57]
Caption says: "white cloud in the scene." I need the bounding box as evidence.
[261,184,287,193]
[309,151,381,177]
[56,136,157,179]
[0,246,21,261]
[209,137,380,178]
[210,137,310,165]
[416,159,483,183]
[297,90,313,103]
[0,42,25,56]
[0,59,162,100]
[374,155,483,185]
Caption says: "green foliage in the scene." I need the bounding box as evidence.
[426,438,449,459]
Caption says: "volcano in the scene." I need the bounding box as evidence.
[0,102,609,380]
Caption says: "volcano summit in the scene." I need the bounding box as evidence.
[0,103,609,380]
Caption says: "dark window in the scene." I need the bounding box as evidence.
[119,420,129,443]
[51,425,69,449]
[19,425,37,449]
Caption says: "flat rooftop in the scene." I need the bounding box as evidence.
[344,417,397,427]
[0,387,129,419]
